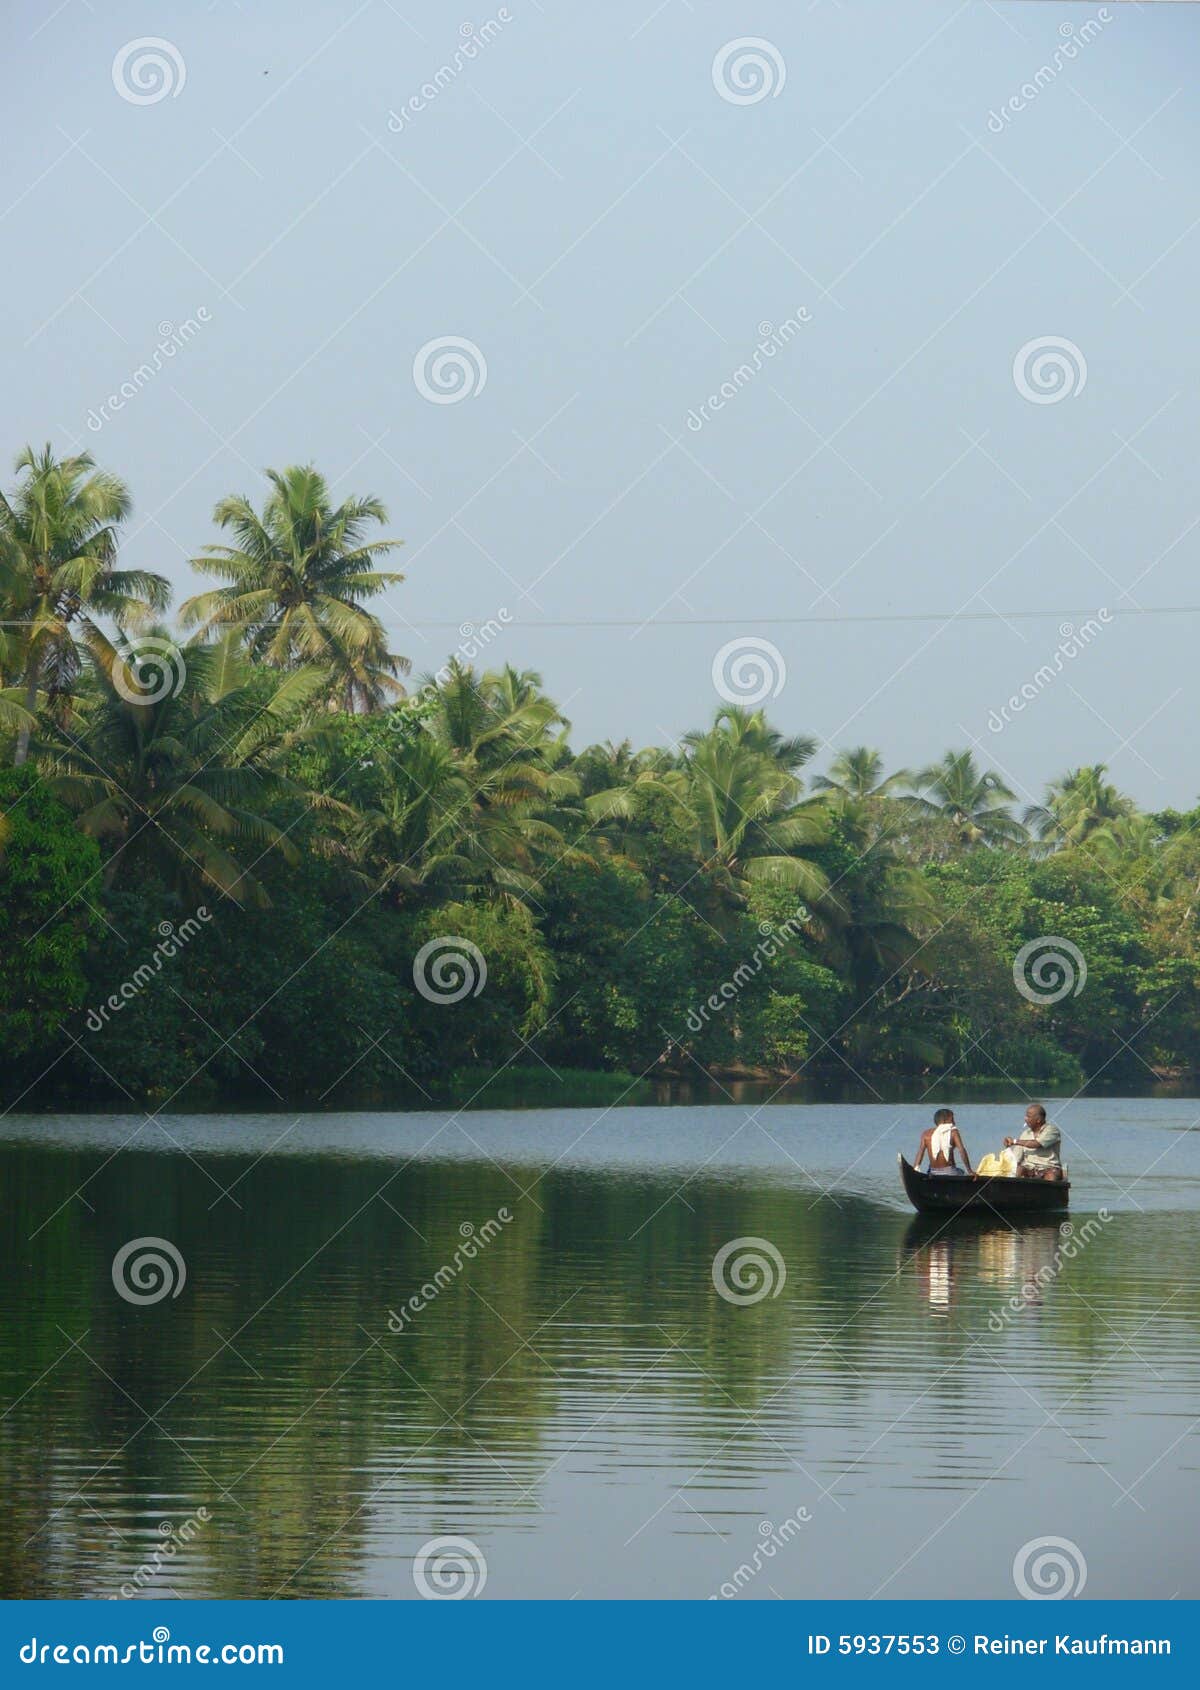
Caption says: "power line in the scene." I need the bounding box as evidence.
[8,606,1190,630]
[381,606,1199,629]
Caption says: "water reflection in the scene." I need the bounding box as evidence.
[901,1216,1068,1316]
[1,1116,1198,1600]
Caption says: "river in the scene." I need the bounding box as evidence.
[1,1098,1197,1599]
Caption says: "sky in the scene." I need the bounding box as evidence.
[4,0,1199,809]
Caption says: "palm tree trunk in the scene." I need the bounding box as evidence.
[13,659,38,766]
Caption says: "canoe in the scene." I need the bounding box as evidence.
[898,1153,1069,1216]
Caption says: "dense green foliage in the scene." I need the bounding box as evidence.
[3,446,1198,1106]
[0,767,101,1057]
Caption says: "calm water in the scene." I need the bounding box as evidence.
[2,1099,1199,1601]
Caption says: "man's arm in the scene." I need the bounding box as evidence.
[914,1132,928,1168]
[953,1127,973,1175]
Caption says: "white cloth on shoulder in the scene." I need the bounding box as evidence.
[930,1122,955,1161]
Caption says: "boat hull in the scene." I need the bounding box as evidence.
[898,1153,1069,1216]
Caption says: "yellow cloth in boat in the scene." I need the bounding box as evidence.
[976,1149,1019,1178]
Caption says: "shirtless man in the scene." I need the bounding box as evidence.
[915,1107,973,1177]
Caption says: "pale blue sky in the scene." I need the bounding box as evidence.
[4,0,1199,805]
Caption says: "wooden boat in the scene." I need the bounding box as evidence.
[898,1153,1069,1216]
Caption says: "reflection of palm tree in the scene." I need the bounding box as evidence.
[1025,764,1135,851]
[906,750,1025,847]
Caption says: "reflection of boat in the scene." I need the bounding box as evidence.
[900,1213,1065,1254]
[924,1239,952,1313]
[899,1212,1069,1314]
[898,1153,1069,1216]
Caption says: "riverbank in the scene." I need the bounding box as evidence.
[9,1066,1195,1118]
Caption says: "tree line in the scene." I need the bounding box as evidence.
[2,445,1198,1107]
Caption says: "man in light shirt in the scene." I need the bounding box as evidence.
[1005,1102,1063,1180]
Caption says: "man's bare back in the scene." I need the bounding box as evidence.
[915,1108,973,1176]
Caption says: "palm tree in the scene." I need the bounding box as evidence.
[587,706,830,905]
[0,445,169,764]
[43,628,324,905]
[572,739,678,799]
[813,746,911,802]
[180,465,407,710]
[574,739,637,798]
[428,662,577,793]
[0,614,37,746]
[485,663,565,725]
[338,666,581,905]
[906,750,1026,848]
[1080,813,1160,884]
[350,734,573,904]
[683,705,816,778]
[1025,764,1135,851]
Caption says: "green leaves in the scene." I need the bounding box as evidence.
[43,625,317,908]
[181,464,407,710]
[5,444,1200,1105]
[583,706,832,916]
[0,766,101,1056]
[0,445,168,765]
[908,749,1027,848]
